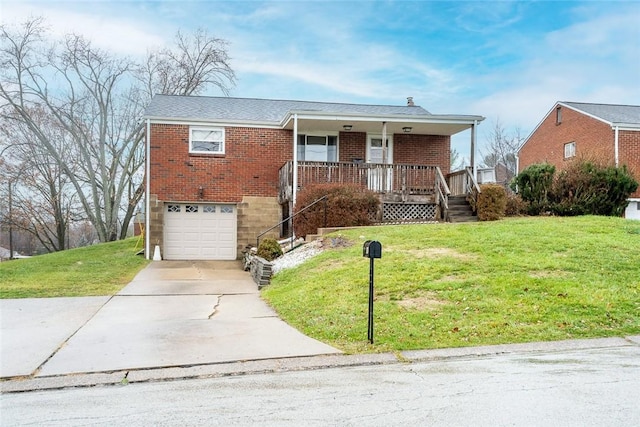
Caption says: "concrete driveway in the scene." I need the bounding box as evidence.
[1,261,340,379]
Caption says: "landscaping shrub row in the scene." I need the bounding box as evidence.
[511,160,638,217]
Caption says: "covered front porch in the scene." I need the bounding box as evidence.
[278,160,480,222]
[276,101,485,223]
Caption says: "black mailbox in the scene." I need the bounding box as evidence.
[363,240,382,259]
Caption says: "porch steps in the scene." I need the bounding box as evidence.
[447,196,478,223]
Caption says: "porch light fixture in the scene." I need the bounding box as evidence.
[343,125,352,131]
[198,186,204,199]
[403,126,412,133]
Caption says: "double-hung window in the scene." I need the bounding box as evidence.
[297,134,337,162]
[190,127,225,154]
[564,141,576,159]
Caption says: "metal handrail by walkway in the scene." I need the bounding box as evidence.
[256,195,328,249]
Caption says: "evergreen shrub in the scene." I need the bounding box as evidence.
[511,163,555,215]
[256,238,283,261]
[552,161,638,217]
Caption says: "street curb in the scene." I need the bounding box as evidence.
[2,336,638,394]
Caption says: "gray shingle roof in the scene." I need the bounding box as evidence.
[562,102,640,125]
[145,95,432,123]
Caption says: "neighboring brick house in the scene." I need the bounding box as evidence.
[518,101,640,220]
[144,95,484,260]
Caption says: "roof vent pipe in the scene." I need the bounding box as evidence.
[407,97,415,106]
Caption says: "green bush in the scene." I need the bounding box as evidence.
[512,161,638,218]
[477,184,507,221]
[552,161,638,217]
[256,238,283,261]
[293,184,380,238]
[511,163,555,215]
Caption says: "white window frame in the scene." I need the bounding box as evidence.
[190,126,225,154]
[297,133,339,162]
[366,134,393,164]
[564,141,576,159]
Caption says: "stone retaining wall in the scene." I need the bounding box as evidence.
[249,255,273,289]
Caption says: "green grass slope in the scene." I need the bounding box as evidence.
[263,216,640,353]
[0,238,150,298]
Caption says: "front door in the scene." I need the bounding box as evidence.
[367,135,393,192]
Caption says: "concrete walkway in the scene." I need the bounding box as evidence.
[1,261,340,380]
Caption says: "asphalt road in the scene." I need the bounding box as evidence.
[2,344,639,426]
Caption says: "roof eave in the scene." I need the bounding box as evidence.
[144,115,281,128]
[280,110,484,128]
[611,122,640,130]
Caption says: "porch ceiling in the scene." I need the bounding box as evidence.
[282,113,483,136]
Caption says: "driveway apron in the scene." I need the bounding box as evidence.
[3,261,340,378]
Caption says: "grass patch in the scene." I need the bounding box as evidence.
[0,238,150,298]
[262,216,640,353]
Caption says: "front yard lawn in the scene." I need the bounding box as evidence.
[262,216,640,353]
[0,238,149,298]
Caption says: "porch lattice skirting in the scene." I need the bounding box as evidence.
[382,203,437,221]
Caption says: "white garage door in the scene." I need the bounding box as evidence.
[164,203,237,260]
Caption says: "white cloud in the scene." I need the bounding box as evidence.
[462,4,640,142]
[1,2,166,56]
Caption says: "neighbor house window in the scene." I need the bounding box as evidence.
[190,127,225,154]
[564,141,576,159]
[297,134,337,162]
[556,107,562,125]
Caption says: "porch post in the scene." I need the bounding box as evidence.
[382,121,387,164]
[471,120,477,178]
[292,113,299,207]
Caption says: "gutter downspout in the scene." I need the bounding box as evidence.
[145,118,151,260]
[292,114,298,208]
[614,125,620,167]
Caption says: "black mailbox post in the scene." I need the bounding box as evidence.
[363,240,382,344]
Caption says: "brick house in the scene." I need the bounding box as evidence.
[144,95,484,260]
[518,101,640,220]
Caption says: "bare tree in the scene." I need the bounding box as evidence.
[0,18,235,244]
[0,107,79,252]
[138,29,235,97]
[450,148,465,171]
[481,119,523,175]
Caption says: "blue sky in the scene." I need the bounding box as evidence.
[2,0,639,158]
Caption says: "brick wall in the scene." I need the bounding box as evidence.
[394,134,451,174]
[519,106,615,171]
[338,131,366,162]
[150,124,292,202]
[619,130,640,198]
[519,106,640,198]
